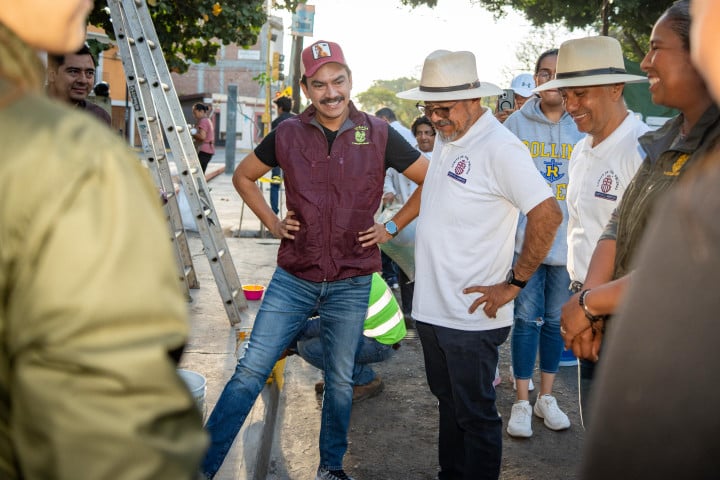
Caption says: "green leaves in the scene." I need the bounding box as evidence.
[89,0,266,74]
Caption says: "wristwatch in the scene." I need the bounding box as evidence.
[384,220,399,237]
[506,269,527,289]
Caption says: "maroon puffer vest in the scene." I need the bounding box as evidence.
[274,102,388,282]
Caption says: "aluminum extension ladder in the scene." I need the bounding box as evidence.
[108,0,247,326]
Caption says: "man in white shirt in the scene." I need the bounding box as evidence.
[533,36,648,419]
[391,50,562,480]
[532,37,649,293]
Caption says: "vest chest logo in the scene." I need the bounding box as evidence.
[447,155,471,184]
[352,125,370,145]
[664,153,689,176]
[594,169,620,201]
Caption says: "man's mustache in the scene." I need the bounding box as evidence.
[320,96,344,105]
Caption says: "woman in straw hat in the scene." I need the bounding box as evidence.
[560,0,720,396]
[578,0,720,478]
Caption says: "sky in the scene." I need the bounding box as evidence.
[274,0,592,99]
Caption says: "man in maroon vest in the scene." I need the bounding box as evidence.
[201,40,428,480]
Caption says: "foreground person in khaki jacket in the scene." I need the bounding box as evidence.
[0,1,208,479]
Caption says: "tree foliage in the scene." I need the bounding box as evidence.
[399,0,675,61]
[89,0,267,73]
[356,78,421,127]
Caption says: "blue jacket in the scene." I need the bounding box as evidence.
[504,97,585,265]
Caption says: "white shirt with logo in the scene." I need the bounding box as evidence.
[413,108,553,331]
[566,113,649,283]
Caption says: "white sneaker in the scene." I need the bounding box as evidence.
[507,400,533,438]
[509,366,535,392]
[533,394,570,431]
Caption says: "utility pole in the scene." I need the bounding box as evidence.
[263,0,273,137]
[290,34,303,114]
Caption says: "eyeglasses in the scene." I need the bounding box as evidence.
[536,71,554,81]
[416,102,458,118]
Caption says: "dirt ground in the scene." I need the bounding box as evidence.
[344,329,585,480]
[271,323,585,480]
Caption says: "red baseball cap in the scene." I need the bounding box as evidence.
[301,40,348,78]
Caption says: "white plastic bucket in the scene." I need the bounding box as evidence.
[177,369,207,417]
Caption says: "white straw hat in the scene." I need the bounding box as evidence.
[397,50,502,101]
[534,36,647,92]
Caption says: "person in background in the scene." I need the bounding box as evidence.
[91,80,112,118]
[495,72,536,123]
[47,44,112,126]
[503,48,585,439]
[269,96,294,214]
[531,36,649,421]
[376,106,417,145]
[202,40,428,480]
[0,2,208,478]
[381,115,435,328]
[377,107,418,291]
[396,49,562,480]
[191,102,215,173]
[411,115,436,158]
[579,0,720,477]
[288,273,405,403]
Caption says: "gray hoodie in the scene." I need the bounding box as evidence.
[504,96,585,265]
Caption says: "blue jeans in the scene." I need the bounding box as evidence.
[201,267,371,477]
[417,321,510,480]
[269,166,281,214]
[511,263,570,379]
[296,318,395,386]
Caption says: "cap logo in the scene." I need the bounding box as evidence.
[312,42,332,59]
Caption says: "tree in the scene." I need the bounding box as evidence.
[89,0,267,73]
[399,0,674,61]
[356,78,421,127]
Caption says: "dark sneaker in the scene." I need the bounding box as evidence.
[315,378,384,402]
[352,376,384,402]
[316,467,355,480]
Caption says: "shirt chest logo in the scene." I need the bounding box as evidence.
[447,155,471,184]
[594,170,620,201]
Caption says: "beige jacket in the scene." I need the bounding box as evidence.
[0,25,207,479]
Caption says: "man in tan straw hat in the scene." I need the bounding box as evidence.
[394,50,562,480]
[202,39,428,480]
[534,36,649,418]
